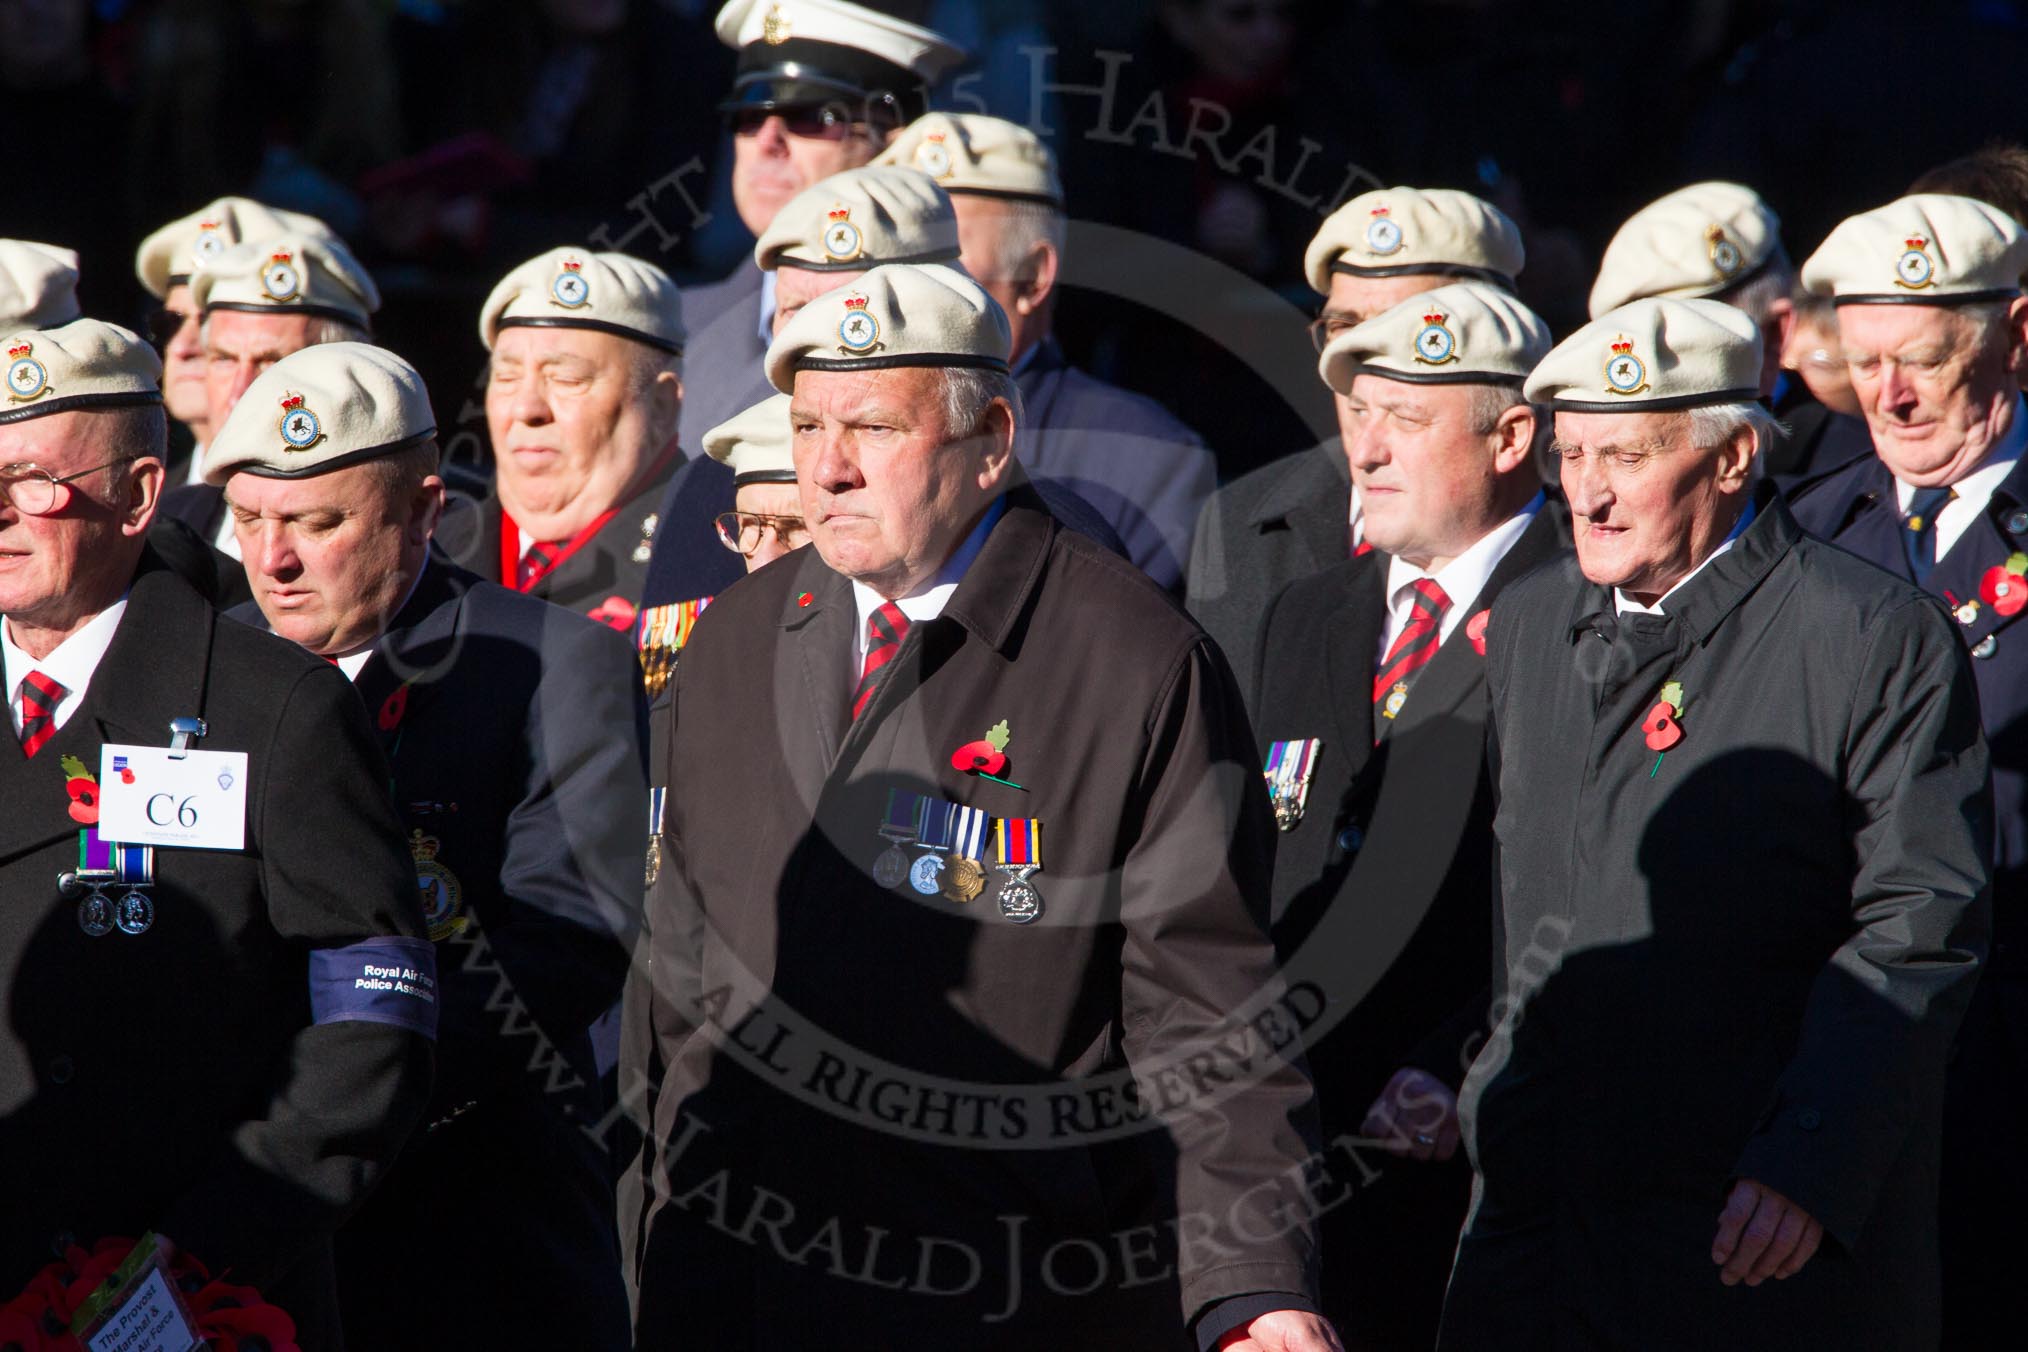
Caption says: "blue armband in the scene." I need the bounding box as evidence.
[309,937,439,1039]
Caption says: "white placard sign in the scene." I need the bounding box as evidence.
[97,745,249,851]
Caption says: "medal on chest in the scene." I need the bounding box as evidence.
[874,790,927,889]
[1263,739,1322,831]
[993,817,1044,924]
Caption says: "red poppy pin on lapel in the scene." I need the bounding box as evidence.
[378,683,410,733]
[1980,552,2028,617]
[952,719,1025,789]
[60,754,98,825]
[1644,680,1685,778]
[1467,609,1490,656]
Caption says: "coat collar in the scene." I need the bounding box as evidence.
[1320,557,1386,760]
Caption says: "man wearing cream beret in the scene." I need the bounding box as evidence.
[1443,297,1987,1350]
[1785,190,2028,1341]
[625,263,1335,1351]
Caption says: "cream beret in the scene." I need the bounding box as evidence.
[872,112,1063,207]
[193,234,381,330]
[1319,281,1550,395]
[0,241,81,333]
[479,247,685,354]
[705,393,796,487]
[716,0,966,107]
[764,262,1009,394]
[1,319,161,426]
[1589,182,1783,318]
[133,196,335,299]
[1802,192,2028,305]
[1305,186,1524,295]
[202,342,435,485]
[755,166,960,273]
[1524,297,1761,412]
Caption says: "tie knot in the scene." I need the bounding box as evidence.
[1408,578,1451,617]
[21,670,66,706]
[1906,485,1954,522]
[867,601,909,648]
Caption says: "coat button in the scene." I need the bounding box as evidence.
[48,1054,74,1085]
[2007,508,2028,534]
[1336,825,1365,853]
[1973,635,1999,660]
[1797,1108,1822,1130]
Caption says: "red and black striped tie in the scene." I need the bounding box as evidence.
[17,670,66,758]
[1372,579,1450,740]
[853,602,910,720]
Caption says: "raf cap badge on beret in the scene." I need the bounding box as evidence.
[7,341,50,403]
[1604,335,1650,396]
[822,205,865,264]
[1708,225,1744,280]
[552,256,591,309]
[277,390,326,451]
[262,250,302,303]
[1413,310,1458,366]
[837,292,881,354]
[1896,233,1937,291]
[916,132,954,179]
[192,219,227,269]
[1366,206,1404,256]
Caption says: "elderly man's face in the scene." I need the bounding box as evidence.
[792,366,1012,596]
[0,410,163,649]
[1344,374,1532,570]
[157,282,211,434]
[1556,409,1754,602]
[773,264,861,337]
[486,326,680,532]
[731,481,808,573]
[204,308,326,434]
[227,461,443,656]
[732,109,886,239]
[1840,300,2027,487]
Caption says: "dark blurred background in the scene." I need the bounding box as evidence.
[5,0,2024,479]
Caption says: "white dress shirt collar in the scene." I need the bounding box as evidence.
[1379,494,1541,652]
[1893,396,2027,561]
[2,596,131,737]
[852,496,1007,664]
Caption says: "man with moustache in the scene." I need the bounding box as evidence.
[625,263,1334,1351]
[1186,186,1524,705]
[1784,191,2028,1344]
[206,341,644,1349]
[637,0,966,620]
[1250,281,1560,1348]
[1443,297,1988,1350]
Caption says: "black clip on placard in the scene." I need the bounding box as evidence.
[167,717,206,760]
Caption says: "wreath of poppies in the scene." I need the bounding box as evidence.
[0,1239,297,1352]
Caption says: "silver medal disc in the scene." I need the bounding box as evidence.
[115,890,155,936]
[998,880,1043,924]
[872,846,910,889]
[909,853,947,895]
[77,891,114,937]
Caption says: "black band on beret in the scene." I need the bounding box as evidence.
[774,246,962,273]
[0,390,163,426]
[203,301,373,332]
[495,316,683,356]
[227,428,438,480]
[794,353,1009,375]
[733,469,798,488]
[164,272,192,289]
[1550,386,1762,414]
[1331,260,1517,290]
[1345,364,1528,388]
[1831,287,2020,307]
[944,186,1066,210]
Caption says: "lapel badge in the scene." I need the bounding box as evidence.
[822,204,865,264]
[60,754,99,825]
[1467,608,1491,656]
[1706,224,1745,280]
[915,132,956,180]
[1643,679,1685,776]
[1364,205,1403,256]
[551,256,591,309]
[1895,234,1937,291]
[1264,739,1322,832]
[1381,681,1409,722]
[632,511,658,564]
[837,293,881,355]
[762,2,792,44]
[1413,311,1459,366]
[952,719,1024,789]
[412,830,467,941]
[1955,598,1981,626]
[277,391,325,451]
[1980,552,2028,617]
[261,250,301,303]
[191,219,226,268]
[1604,336,1650,396]
[6,341,49,403]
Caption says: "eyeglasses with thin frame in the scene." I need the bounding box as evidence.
[0,458,137,516]
[1308,310,1358,354]
[715,510,810,557]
